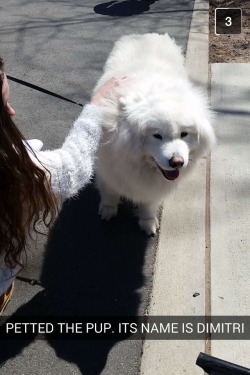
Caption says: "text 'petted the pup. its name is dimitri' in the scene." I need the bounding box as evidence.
[1,317,249,340]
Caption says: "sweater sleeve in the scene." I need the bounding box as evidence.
[33,104,102,202]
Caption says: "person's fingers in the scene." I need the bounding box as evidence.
[91,76,130,105]
[110,76,129,87]
[113,76,128,81]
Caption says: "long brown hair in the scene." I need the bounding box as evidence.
[0,57,57,269]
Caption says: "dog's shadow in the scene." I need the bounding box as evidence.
[94,0,158,17]
[0,183,153,374]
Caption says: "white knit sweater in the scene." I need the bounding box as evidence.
[0,104,102,296]
[33,103,102,202]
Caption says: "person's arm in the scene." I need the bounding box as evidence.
[28,77,127,202]
[35,103,102,201]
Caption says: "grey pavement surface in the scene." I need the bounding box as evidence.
[0,1,195,375]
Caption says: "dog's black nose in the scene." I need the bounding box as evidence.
[169,155,184,169]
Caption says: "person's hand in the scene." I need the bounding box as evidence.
[91,76,128,106]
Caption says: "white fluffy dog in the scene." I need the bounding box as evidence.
[93,33,215,235]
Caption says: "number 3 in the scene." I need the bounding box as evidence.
[225,17,232,27]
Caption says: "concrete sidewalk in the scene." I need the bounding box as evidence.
[210,63,250,365]
[141,1,250,374]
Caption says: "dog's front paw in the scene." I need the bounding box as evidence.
[99,204,118,221]
[139,217,159,236]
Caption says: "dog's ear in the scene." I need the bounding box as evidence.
[119,94,145,118]
[119,97,127,108]
[119,94,143,107]
[198,118,216,155]
[118,97,128,115]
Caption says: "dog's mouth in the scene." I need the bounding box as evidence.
[149,158,181,181]
[158,166,180,181]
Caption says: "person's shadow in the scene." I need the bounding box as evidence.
[0,183,155,374]
[94,0,158,17]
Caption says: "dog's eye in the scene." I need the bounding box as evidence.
[153,134,163,140]
[181,132,188,138]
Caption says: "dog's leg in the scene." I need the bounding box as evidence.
[99,193,120,220]
[96,178,120,220]
[137,203,160,236]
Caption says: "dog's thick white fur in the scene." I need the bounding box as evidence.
[93,33,215,235]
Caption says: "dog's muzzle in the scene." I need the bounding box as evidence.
[158,155,184,181]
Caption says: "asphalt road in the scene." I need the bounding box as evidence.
[0,1,195,374]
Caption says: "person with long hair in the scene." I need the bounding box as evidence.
[0,57,124,314]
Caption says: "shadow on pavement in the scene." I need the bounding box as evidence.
[0,183,153,374]
[94,0,158,17]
